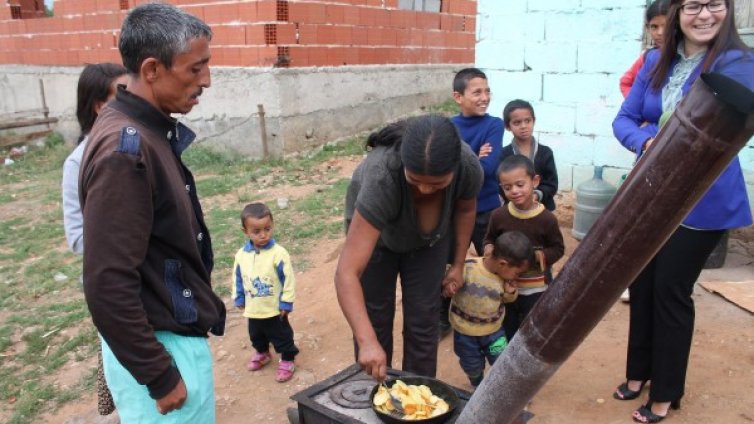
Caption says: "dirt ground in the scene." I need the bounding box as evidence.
[46,173,754,424]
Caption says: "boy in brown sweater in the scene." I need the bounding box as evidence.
[483,155,564,339]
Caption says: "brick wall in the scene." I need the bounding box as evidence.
[0,0,476,67]
[5,0,46,19]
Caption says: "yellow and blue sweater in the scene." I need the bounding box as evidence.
[233,239,296,319]
[450,259,518,337]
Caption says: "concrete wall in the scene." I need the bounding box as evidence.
[0,63,460,155]
[476,0,754,206]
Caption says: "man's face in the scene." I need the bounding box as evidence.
[153,36,211,115]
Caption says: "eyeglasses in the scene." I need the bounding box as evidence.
[680,1,727,15]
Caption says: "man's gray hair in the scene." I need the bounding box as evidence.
[119,3,212,74]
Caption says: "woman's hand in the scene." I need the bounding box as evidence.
[358,339,388,381]
[442,280,459,297]
[642,138,654,153]
[334,211,386,380]
[442,264,464,297]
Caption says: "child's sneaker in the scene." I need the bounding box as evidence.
[275,360,295,382]
[247,351,271,371]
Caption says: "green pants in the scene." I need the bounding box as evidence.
[100,331,215,423]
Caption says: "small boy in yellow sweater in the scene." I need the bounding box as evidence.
[232,202,298,382]
[446,231,533,387]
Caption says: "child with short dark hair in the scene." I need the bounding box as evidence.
[233,202,299,383]
[619,0,668,98]
[440,68,505,341]
[451,67,504,255]
[500,100,559,211]
[447,231,533,388]
[485,155,564,340]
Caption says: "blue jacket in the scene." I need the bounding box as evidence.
[451,113,504,213]
[613,48,753,230]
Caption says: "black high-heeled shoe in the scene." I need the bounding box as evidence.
[631,400,681,423]
[613,380,646,400]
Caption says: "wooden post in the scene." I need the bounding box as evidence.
[39,79,50,129]
[457,74,754,424]
[257,104,269,159]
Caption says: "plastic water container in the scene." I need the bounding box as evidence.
[572,166,617,240]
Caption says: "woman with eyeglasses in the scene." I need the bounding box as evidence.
[612,0,753,422]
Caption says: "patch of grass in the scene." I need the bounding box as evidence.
[8,301,88,331]
[194,174,247,197]
[274,178,349,249]
[0,130,364,423]
[428,98,459,115]
[185,136,364,198]
[58,368,98,403]
[0,361,21,398]
[44,132,65,148]
[0,325,12,353]
[0,133,70,186]
[46,329,97,370]
[7,381,57,424]
[297,136,366,164]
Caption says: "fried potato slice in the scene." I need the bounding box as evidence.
[375,380,450,421]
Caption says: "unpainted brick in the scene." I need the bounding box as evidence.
[324,4,346,24]
[214,25,247,46]
[276,23,297,44]
[203,3,240,25]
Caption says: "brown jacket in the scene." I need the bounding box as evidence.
[80,87,225,399]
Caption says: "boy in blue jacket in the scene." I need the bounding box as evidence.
[233,202,299,383]
[451,67,504,255]
[441,68,505,339]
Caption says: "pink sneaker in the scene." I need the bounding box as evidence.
[247,351,271,371]
[275,360,295,382]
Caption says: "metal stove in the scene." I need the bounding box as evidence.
[290,364,471,424]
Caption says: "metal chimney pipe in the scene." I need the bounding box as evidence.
[457,73,754,424]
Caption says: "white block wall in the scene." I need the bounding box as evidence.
[476,0,754,205]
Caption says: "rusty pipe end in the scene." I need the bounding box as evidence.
[700,72,754,114]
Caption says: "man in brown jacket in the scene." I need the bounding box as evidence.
[79,3,225,422]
